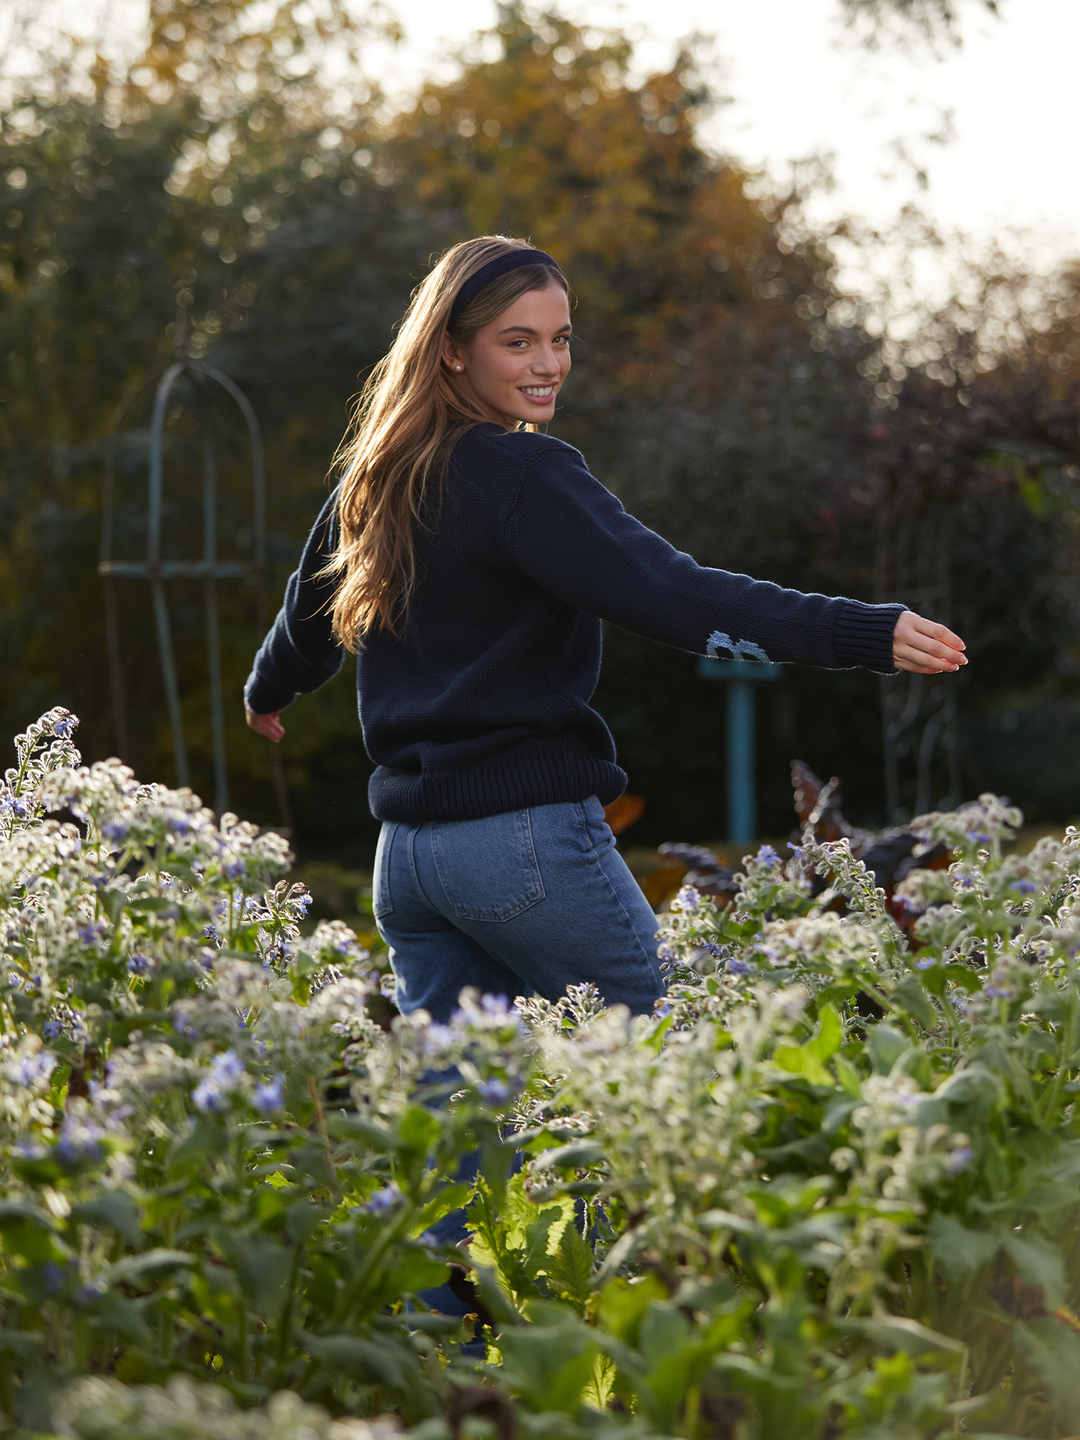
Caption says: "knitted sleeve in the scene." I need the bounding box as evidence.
[244,491,344,714]
[507,444,903,673]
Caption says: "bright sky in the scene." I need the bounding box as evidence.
[8,0,1078,301]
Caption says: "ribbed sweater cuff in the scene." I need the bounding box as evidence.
[244,670,297,715]
[834,601,906,675]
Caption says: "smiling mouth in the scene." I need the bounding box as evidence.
[520,385,556,400]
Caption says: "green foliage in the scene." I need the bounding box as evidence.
[6,705,1080,1436]
[0,710,529,1431]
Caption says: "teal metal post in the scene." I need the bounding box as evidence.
[726,678,755,843]
[697,658,783,844]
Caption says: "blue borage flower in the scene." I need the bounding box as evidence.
[422,1023,456,1057]
[477,1077,514,1106]
[672,884,699,912]
[447,991,523,1031]
[945,1146,974,1175]
[1,790,32,819]
[191,1049,246,1113]
[363,1182,402,1216]
[894,893,924,916]
[43,1261,67,1295]
[56,1113,108,1166]
[252,1075,284,1114]
[480,993,513,1017]
[10,1050,57,1088]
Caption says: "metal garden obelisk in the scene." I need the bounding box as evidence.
[99,357,290,828]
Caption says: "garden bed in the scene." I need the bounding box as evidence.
[2,709,1079,1439]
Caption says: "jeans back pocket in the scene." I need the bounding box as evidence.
[430,809,544,923]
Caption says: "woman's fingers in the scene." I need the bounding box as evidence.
[245,706,285,742]
[910,615,965,651]
[892,611,968,675]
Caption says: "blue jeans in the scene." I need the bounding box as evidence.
[373,795,664,1022]
[377,796,662,1334]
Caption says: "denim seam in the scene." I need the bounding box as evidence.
[407,824,437,913]
[588,849,663,988]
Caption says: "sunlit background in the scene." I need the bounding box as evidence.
[8,0,1078,299]
[2,0,1077,875]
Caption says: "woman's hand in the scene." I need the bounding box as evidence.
[245,705,285,742]
[893,611,967,674]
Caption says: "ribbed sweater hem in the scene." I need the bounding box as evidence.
[833,601,906,675]
[368,751,628,824]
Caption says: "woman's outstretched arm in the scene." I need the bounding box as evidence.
[505,440,955,676]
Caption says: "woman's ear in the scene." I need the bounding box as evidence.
[440,333,466,374]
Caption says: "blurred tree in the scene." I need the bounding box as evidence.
[837,0,1001,49]
[0,0,425,843]
[862,252,1080,820]
[1,0,1075,859]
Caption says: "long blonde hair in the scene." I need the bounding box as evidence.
[323,235,569,648]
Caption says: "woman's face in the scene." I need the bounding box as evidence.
[441,282,572,428]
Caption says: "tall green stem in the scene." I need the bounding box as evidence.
[1038,962,1079,1127]
[272,1241,305,1387]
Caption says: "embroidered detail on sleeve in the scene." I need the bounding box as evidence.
[706,631,771,663]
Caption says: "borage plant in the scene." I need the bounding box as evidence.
[478,806,1080,1437]
[0,711,526,1433]
[4,709,1080,1440]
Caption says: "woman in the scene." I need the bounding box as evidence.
[245,235,966,1023]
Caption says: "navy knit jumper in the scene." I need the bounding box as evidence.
[245,424,905,824]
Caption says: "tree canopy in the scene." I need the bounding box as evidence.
[1,0,1076,853]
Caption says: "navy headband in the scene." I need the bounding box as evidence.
[449,248,561,325]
